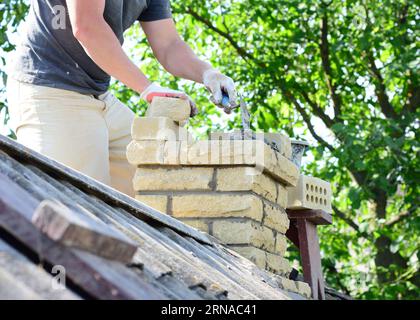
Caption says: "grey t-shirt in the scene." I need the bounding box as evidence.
[10,0,172,95]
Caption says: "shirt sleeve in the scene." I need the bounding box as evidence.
[138,0,172,22]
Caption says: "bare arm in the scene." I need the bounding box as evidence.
[141,19,237,107]
[66,0,151,93]
[141,19,212,83]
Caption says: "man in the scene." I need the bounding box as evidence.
[6,0,237,197]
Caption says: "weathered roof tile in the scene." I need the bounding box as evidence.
[0,134,306,300]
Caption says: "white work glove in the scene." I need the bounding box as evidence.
[140,83,197,117]
[202,69,238,113]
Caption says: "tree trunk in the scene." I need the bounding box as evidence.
[373,191,408,284]
[374,235,408,283]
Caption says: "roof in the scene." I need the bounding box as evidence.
[0,134,306,300]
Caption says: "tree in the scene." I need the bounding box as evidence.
[0,0,28,137]
[1,0,418,299]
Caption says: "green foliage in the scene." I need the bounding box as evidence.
[0,0,28,137]
[1,0,418,299]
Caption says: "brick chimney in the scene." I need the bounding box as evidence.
[126,97,318,298]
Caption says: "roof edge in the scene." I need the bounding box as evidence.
[0,134,212,245]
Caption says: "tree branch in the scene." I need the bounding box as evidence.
[405,78,420,113]
[183,7,266,68]
[398,2,409,25]
[366,52,398,119]
[394,3,417,117]
[319,9,342,117]
[283,90,335,152]
[384,206,417,227]
[362,5,398,120]
[332,205,371,240]
[349,170,368,189]
[297,87,335,128]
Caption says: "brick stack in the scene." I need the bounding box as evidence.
[126,97,312,298]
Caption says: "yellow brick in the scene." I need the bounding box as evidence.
[275,233,288,256]
[263,202,290,234]
[210,131,292,159]
[187,140,257,166]
[146,97,191,124]
[177,140,190,164]
[135,195,168,213]
[216,167,277,203]
[264,133,292,159]
[276,183,288,208]
[266,252,292,275]
[187,140,217,165]
[128,138,299,187]
[131,116,189,141]
[209,131,230,140]
[153,141,191,165]
[296,281,312,298]
[133,167,214,191]
[259,143,300,187]
[212,220,275,252]
[126,140,164,165]
[172,194,263,221]
[230,246,266,269]
[163,141,182,164]
[179,219,209,233]
[287,175,332,213]
[277,277,298,292]
[188,139,299,186]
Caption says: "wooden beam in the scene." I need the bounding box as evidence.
[0,173,166,300]
[32,200,138,264]
[0,239,80,300]
[286,209,331,300]
[296,219,326,300]
[285,222,300,248]
[286,208,332,225]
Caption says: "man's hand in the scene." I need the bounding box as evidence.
[140,83,198,117]
[141,20,238,113]
[203,69,238,111]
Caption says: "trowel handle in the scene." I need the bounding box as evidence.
[221,90,230,108]
[220,90,232,114]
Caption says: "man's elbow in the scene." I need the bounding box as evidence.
[157,39,186,72]
[71,19,100,43]
[72,25,92,43]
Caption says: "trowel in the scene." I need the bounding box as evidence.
[220,91,281,153]
[221,91,309,168]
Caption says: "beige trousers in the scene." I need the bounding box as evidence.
[6,79,136,197]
